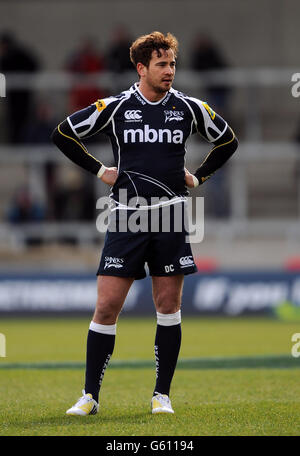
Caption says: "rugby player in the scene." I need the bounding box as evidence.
[52,31,238,416]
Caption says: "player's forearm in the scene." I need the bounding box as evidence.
[51,119,103,176]
[194,126,238,184]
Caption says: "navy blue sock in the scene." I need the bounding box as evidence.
[84,328,115,403]
[153,323,182,396]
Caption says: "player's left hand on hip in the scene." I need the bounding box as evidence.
[184,168,199,188]
[97,166,118,186]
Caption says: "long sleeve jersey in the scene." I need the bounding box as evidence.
[52,82,238,207]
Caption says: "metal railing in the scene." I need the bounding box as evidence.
[0,68,299,246]
[1,67,298,141]
[0,140,299,247]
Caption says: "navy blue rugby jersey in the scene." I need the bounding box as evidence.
[67,82,227,205]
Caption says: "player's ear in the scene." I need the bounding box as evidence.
[137,62,146,78]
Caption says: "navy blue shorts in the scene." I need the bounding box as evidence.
[97,202,197,280]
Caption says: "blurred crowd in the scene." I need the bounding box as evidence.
[0,26,233,226]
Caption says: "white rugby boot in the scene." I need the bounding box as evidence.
[66,390,99,416]
[151,392,174,414]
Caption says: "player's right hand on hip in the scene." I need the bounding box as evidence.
[97,166,118,186]
[184,168,199,188]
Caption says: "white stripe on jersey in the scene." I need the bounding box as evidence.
[138,177,175,197]
[108,86,141,172]
[127,171,177,197]
[111,195,187,211]
[170,88,227,143]
[112,116,121,172]
[68,91,132,139]
[66,116,79,137]
[69,105,102,137]
[98,93,130,136]
[123,171,139,201]
[188,96,227,142]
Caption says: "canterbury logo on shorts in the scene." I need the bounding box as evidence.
[179,256,194,267]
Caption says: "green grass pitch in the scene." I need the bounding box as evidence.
[0,315,300,436]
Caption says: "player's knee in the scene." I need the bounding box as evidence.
[94,297,121,323]
[154,290,181,314]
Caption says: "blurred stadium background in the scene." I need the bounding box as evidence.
[0,0,299,317]
[2,0,300,437]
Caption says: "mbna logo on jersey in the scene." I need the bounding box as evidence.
[164,110,184,123]
[124,125,183,144]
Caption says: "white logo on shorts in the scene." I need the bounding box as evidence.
[179,256,194,268]
[104,256,124,269]
[164,264,174,273]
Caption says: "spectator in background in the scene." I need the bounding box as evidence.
[6,186,45,245]
[106,25,133,73]
[22,99,96,222]
[63,38,106,223]
[7,186,45,224]
[293,119,300,207]
[0,32,40,143]
[22,101,57,144]
[22,101,59,220]
[190,32,232,218]
[190,32,231,117]
[65,37,107,113]
[52,170,95,222]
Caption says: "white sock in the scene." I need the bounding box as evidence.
[89,321,117,335]
[156,310,181,326]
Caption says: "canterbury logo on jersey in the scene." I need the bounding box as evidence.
[124,125,183,144]
[124,110,143,122]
